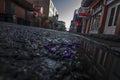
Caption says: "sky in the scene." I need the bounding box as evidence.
[52,0,82,30]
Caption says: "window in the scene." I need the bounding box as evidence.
[93,1,102,15]
[91,12,101,30]
[108,4,120,27]
[5,0,15,14]
[114,5,120,25]
[108,7,115,26]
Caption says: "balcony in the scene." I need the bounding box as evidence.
[81,0,93,7]
[12,0,34,11]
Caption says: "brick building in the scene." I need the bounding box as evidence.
[33,0,58,29]
[81,0,120,34]
[33,0,58,17]
[79,0,120,80]
[0,0,58,28]
[69,9,82,33]
[69,9,79,32]
[33,0,50,18]
[115,13,120,34]
[81,0,104,34]
[0,0,34,26]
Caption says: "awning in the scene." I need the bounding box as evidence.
[12,0,35,11]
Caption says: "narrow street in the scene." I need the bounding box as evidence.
[0,22,94,80]
[0,0,120,80]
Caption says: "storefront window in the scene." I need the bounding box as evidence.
[108,4,120,27]
[91,12,101,30]
[108,7,115,26]
[93,1,102,15]
[90,1,102,31]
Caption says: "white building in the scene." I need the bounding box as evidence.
[49,0,58,17]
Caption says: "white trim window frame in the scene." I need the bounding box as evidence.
[104,2,120,34]
[107,3,120,27]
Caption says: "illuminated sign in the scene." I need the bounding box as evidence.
[78,13,89,17]
[74,20,80,25]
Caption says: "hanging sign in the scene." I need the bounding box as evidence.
[74,20,80,25]
[78,13,89,17]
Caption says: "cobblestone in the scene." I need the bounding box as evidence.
[0,22,94,80]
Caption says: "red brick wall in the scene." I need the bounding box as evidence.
[98,6,108,33]
[0,0,5,13]
[85,17,92,33]
[26,0,33,4]
[82,20,87,33]
[115,13,120,34]
[89,0,101,8]
[15,5,25,19]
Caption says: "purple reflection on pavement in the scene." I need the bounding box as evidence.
[44,42,82,58]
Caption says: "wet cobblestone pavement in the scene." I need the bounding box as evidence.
[0,22,94,80]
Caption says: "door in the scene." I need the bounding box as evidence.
[104,2,120,34]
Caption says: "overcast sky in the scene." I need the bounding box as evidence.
[52,0,82,30]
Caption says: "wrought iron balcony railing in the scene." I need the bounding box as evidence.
[81,0,93,7]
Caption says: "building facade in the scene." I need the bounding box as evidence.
[0,0,34,26]
[56,21,66,31]
[0,0,58,28]
[33,0,58,18]
[33,0,58,28]
[69,9,82,33]
[103,0,120,34]
[80,0,120,34]
[33,0,50,18]
[49,0,58,17]
[79,0,120,80]
[81,0,104,34]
